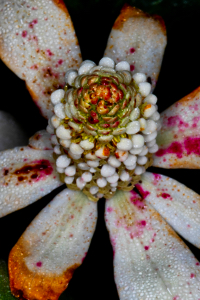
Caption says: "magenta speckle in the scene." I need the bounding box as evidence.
[196,262,200,266]
[190,273,195,278]
[141,220,146,226]
[135,184,150,199]
[144,246,149,251]
[106,207,113,213]
[46,49,54,56]
[81,252,87,263]
[130,47,135,53]
[166,115,189,129]
[184,136,200,155]
[153,173,161,181]
[130,64,135,71]
[29,19,38,28]
[161,193,171,199]
[36,261,42,267]
[156,141,183,158]
[22,30,27,38]
[173,296,179,300]
[58,59,63,65]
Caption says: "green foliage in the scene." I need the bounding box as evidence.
[0,261,17,300]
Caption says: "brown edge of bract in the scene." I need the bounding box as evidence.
[178,86,200,106]
[9,237,79,300]
[113,3,166,35]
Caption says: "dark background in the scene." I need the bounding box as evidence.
[0,0,200,299]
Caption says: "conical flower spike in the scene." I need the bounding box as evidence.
[0,0,82,118]
[48,58,161,201]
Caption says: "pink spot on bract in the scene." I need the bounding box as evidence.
[144,246,149,251]
[81,252,87,263]
[187,224,191,228]
[29,19,38,28]
[106,207,113,213]
[173,296,179,300]
[36,261,42,267]
[130,47,135,53]
[135,184,150,199]
[22,30,27,38]
[196,262,200,265]
[167,115,189,129]
[141,220,146,226]
[155,141,183,158]
[58,59,63,65]
[161,193,171,199]
[190,273,195,278]
[153,173,161,181]
[130,64,135,71]
[46,49,54,56]
[184,136,200,156]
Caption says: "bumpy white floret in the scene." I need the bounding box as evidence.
[65,70,78,86]
[111,187,117,192]
[116,61,130,71]
[150,111,160,121]
[106,173,119,184]
[60,139,71,148]
[76,177,86,190]
[97,193,104,198]
[90,168,96,173]
[129,107,140,121]
[56,167,64,173]
[110,182,118,187]
[138,82,151,97]
[142,104,156,118]
[97,177,107,188]
[65,165,76,176]
[90,186,99,195]
[146,139,156,148]
[126,121,140,135]
[144,131,157,142]
[148,144,159,153]
[51,115,61,128]
[99,57,115,68]
[54,145,61,155]
[101,164,115,177]
[87,160,99,168]
[68,151,81,160]
[133,73,146,84]
[77,163,89,170]
[54,103,65,119]
[135,166,145,175]
[108,156,121,168]
[80,139,94,150]
[115,150,128,162]
[137,156,148,165]
[51,89,65,105]
[82,172,92,182]
[64,177,74,184]
[142,120,157,135]
[124,154,137,166]
[85,152,97,160]
[56,126,71,139]
[130,147,143,155]
[70,143,84,155]
[117,138,132,151]
[46,125,54,134]
[56,155,71,168]
[138,146,148,156]
[139,118,147,131]
[95,147,109,158]
[126,165,136,170]
[120,170,130,181]
[78,60,96,75]
[132,134,144,148]
[51,135,59,145]
[144,94,157,104]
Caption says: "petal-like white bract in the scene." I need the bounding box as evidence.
[104,5,167,90]
[29,130,53,150]
[136,172,200,248]
[105,190,200,300]
[0,0,82,119]
[9,189,97,300]
[0,111,28,150]
[153,87,200,168]
[0,145,62,217]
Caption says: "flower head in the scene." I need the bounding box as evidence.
[0,2,200,300]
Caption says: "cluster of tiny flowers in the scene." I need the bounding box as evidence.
[46,57,160,201]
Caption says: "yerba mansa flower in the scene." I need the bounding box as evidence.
[0,1,200,300]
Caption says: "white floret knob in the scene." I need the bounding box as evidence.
[90,186,99,195]
[115,61,130,71]
[115,150,129,162]
[99,57,115,68]
[78,60,96,75]
[64,176,74,184]
[65,165,76,176]
[132,73,147,84]
[56,125,72,139]
[70,143,84,155]
[117,138,132,151]
[126,121,140,135]
[65,69,78,86]
[108,156,121,168]
[82,172,92,182]
[56,155,71,168]
[132,134,145,148]
[51,89,65,105]
[51,115,61,128]
[101,164,115,177]
[97,177,107,188]
[120,170,130,181]
[80,139,94,150]
[144,94,157,105]
[138,82,151,97]
[54,103,65,119]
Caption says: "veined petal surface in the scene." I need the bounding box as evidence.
[154,87,200,168]
[0,0,82,119]
[0,111,28,151]
[136,172,200,248]
[9,188,97,300]
[104,4,167,90]
[105,190,200,300]
[29,130,53,150]
[0,145,61,217]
